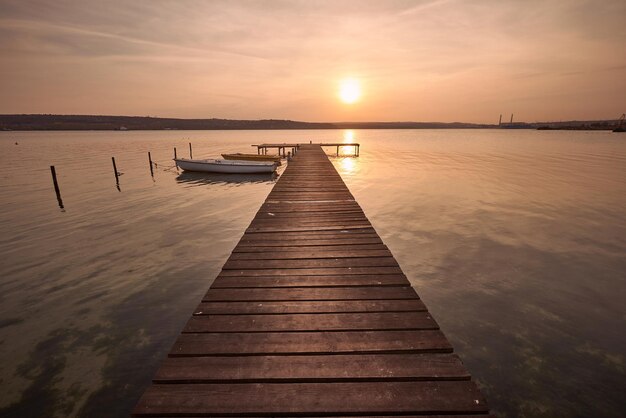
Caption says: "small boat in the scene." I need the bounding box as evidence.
[221,153,282,164]
[174,158,278,174]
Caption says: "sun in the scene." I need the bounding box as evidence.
[339,78,361,104]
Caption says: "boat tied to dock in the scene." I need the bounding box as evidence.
[174,158,278,174]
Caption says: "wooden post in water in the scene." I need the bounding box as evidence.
[174,147,177,159]
[112,156,120,189]
[50,166,64,209]
[148,152,154,177]
[337,145,340,156]
[189,143,193,159]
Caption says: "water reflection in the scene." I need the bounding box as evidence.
[1,130,625,418]
[175,171,278,185]
[339,157,357,173]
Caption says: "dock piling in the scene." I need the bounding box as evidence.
[189,143,193,159]
[174,147,177,160]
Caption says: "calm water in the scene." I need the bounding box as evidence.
[0,129,624,417]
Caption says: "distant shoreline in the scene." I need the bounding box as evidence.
[0,114,619,131]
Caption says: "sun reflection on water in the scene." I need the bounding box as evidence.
[340,157,356,173]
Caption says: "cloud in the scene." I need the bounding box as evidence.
[0,0,624,121]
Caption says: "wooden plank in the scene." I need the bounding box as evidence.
[193,300,427,315]
[228,249,393,260]
[211,274,410,288]
[183,312,438,333]
[232,244,389,253]
[222,257,399,270]
[235,238,384,247]
[240,228,378,238]
[203,287,418,302]
[217,266,405,276]
[154,353,469,383]
[132,381,488,416]
[170,330,453,357]
[245,225,373,233]
[249,219,371,226]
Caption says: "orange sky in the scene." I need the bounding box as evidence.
[0,0,624,123]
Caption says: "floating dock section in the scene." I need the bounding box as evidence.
[133,144,490,416]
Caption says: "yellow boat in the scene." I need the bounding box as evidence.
[221,153,282,165]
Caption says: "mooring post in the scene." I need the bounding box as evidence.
[148,152,154,177]
[174,147,177,159]
[337,145,340,156]
[112,156,120,187]
[189,143,193,159]
[50,165,64,209]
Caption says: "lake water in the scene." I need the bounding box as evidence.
[0,129,624,417]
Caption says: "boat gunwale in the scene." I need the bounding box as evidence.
[174,158,278,167]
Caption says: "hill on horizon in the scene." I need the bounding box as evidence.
[0,114,495,131]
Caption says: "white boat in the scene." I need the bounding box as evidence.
[174,158,278,174]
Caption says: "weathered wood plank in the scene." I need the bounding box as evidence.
[245,225,373,233]
[203,287,418,302]
[228,249,393,260]
[222,257,399,270]
[154,353,469,383]
[232,244,389,253]
[235,237,384,247]
[132,381,488,416]
[193,300,427,315]
[170,330,453,356]
[217,266,405,276]
[211,274,410,288]
[183,312,438,333]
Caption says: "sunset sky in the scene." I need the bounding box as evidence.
[0,0,624,123]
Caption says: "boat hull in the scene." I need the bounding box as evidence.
[222,153,282,164]
[175,159,277,174]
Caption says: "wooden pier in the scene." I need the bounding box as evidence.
[132,144,490,417]
[254,142,360,156]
